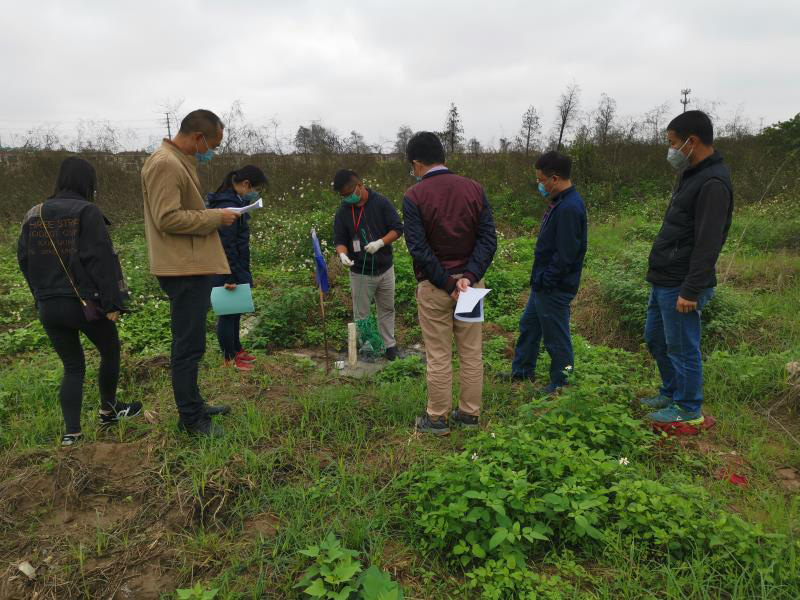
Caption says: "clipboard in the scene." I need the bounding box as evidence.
[210,283,255,315]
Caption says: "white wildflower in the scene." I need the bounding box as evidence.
[618,457,629,466]
[471,453,479,461]
[490,433,496,439]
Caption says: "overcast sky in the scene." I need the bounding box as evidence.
[1,0,798,151]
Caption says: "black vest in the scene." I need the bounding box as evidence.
[646,152,733,288]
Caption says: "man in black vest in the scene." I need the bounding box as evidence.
[642,110,733,425]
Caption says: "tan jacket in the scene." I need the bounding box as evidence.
[141,140,231,276]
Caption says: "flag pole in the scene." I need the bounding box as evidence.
[319,288,329,373]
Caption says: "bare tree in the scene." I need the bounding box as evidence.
[345,130,370,155]
[467,137,482,156]
[441,102,464,154]
[721,104,754,140]
[393,125,414,156]
[593,93,617,145]
[516,105,541,155]
[498,137,512,153]
[643,102,671,143]
[294,125,312,158]
[22,126,62,150]
[554,84,581,150]
[75,120,127,152]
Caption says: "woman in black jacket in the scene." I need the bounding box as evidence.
[206,165,267,370]
[17,157,140,446]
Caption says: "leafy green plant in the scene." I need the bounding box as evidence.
[175,583,219,600]
[296,533,363,598]
[356,566,404,600]
[466,558,565,600]
[376,355,425,383]
[296,534,404,599]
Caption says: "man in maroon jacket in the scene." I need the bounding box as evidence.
[403,132,497,435]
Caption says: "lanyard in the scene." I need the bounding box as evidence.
[351,205,365,232]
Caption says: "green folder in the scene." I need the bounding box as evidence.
[210,284,255,315]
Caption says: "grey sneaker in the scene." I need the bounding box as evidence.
[414,413,450,436]
[450,409,479,430]
[640,394,671,410]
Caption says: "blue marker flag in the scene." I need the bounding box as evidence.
[311,228,330,293]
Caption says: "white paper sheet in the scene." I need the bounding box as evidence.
[228,198,263,215]
[455,298,484,323]
[454,286,491,315]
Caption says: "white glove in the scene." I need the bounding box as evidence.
[339,252,354,267]
[364,239,385,254]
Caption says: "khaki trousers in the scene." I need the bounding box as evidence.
[416,278,484,417]
[349,266,396,349]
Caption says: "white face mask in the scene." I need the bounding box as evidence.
[667,138,692,171]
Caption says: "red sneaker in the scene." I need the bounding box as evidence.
[224,358,254,371]
[236,350,256,363]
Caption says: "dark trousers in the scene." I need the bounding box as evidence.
[644,285,714,413]
[216,314,242,360]
[157,275,212,425]
[38,297,120,434]
[511,289,576,386]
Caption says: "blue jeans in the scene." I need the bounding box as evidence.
[512,289,576,386]
[644,285,714,413]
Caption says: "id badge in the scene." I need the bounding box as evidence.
[352,239,361,253]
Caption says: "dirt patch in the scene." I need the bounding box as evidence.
[572,279,640,351]
[775,466,800,493]
[121,354,171,384]
[244,512,281,540]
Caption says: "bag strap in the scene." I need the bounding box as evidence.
[36,203,87,307]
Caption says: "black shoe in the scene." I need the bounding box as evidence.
[178,417,223,437]
[203,403,231,417]
[414,413,450,436]
[496,371,535,383]
[385,346,401,361]
[450,409,480,430]
[99,401,143,426]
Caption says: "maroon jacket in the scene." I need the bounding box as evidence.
[402,169,497,293]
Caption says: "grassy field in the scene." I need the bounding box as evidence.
[0,174,799,599]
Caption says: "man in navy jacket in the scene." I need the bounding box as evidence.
[505,151,587,393]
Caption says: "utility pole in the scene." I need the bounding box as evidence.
[680,88,691,113]
[165,113,172,139]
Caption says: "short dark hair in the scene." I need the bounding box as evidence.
[51,156,97,201]
[179,109,224,137]
[535,151,572,179]
[332,169,359,192]
[667,110,714,145]
[406,131,445,165]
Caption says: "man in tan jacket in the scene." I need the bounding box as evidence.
[141,109,238,437]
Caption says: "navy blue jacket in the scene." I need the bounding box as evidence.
[531,185,587,294]
[206,189,252,286]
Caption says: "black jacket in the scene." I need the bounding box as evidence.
[646,151,733,300]
[531,185,587,294]
[207,189,252,285]
[333,189,403,276]
[17,193,129,312]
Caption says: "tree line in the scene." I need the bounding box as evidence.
[2,86,794,156]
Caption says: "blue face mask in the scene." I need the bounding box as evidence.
[537,182,549,198]
[242,191,259,203]
[195,135,215,165]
